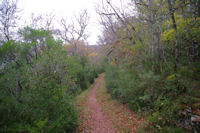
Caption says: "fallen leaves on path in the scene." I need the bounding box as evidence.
[75,74,145,133]
[96,76,145,133]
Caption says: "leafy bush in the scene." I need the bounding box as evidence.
[0,27,100,132]
[105,60,199,132]
[0,45,79,132]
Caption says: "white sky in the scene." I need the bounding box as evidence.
[18,0,130,45]
[18,0,102,45]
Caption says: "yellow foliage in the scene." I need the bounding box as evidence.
[161,29,175,45]
[166,74,175,81]
[161,16,200,45]
[89,52,98,57]
[110,59,115,66]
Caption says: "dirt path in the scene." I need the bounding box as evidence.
[76,74,145,133]
[86,75,115,133]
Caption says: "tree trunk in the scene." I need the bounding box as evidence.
[167,0,179,72]
[156,32,161,73]
[198,0,200,17]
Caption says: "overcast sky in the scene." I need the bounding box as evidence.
[17,0,102,45]
[18,0,130,45]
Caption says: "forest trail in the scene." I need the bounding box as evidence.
[75,74,145,133]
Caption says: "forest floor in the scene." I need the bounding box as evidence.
[75,74,145,133]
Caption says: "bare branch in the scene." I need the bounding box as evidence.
[30,13,43,29]
[0,0,20,42]
[44,12,55,30]
[58,9,90,53]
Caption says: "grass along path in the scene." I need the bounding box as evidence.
[75,74,145,133]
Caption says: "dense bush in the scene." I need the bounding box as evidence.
[105,61,200,132]
[105,65,199,132]
[0,27,100,132]
[102,1,200,131]
[105,49,200,133]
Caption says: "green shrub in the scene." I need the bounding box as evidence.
[0,28,100,132]
[105,60,198,132]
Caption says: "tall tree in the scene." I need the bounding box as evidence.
[0,0,19,42]
[59,9,90,53]
[167,0,178,72]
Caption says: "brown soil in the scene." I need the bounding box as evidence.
[95,76,145,133]
[85,75,115,133]
[76,74,145,133]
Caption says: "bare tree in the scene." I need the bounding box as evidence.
[97,0,142,44]
[96,0,139,62]
[29,13,43,29]
[44,12,55,30]
[26,12,55,31]
[0,0,19,42]
[59,9,90,53]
